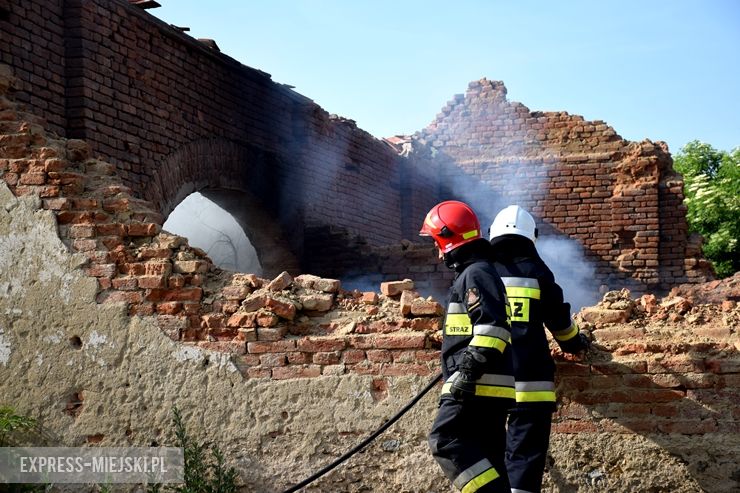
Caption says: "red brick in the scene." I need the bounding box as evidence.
[86,263,117,278]
[257,327,286,341]
[156,302,182,315]
[247,340,297,354]
[173,260,208,274]
[73,239,97,251]
[401,318,442,331]
[381,279,414,296]
[256,311,279,327]
[415,350,441,362]
[19,172,46,185]
[145,288,202,302]
[410,298,443,316]
[236,328,257,342]
[260,353,287,367]
[111,277,138,291]
[297,336,347,352]
[267,271,293,291]
[272,365,322,380]
[96,223,126,236]
[367,349,392,363]
[227,312,256,328]
[313,351,341,365]
[348,362,383,376]
[129,303,155,316]
[241,294,267,312]
[341,349,366,364]
[246,367,271,379]
[347,335,376,349]
[399,290,415,316]
[201,313,225,329]
[138,275,166,289]
[557,377,591,393]
[374,333,426,349]
[222,285,250,301]
[137,248,172,259]
[287,352,309,364]
[68,224,95,238]
[361,291,378,305]
[127,222,160,237]
[265,297,296,320]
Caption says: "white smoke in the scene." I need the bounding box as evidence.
[536,236,599,311]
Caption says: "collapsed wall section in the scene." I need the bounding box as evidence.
[417,80,712,292]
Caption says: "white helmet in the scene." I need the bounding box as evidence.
[489,205,538,243]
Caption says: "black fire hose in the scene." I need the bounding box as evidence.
[280,372,443,493]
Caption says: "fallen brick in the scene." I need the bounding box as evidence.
[381,279,414,297]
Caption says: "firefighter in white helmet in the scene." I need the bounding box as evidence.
[488,205,590,493]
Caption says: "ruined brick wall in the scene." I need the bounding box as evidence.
[417,80,712,292]
[0,0,430,261]
[0,0,66,134]
[1,0,711,294]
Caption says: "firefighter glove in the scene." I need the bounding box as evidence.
[450,371,477,401]
[562,332,591,354]
[459,349,487,379]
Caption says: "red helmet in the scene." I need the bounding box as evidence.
[419,200,482,253]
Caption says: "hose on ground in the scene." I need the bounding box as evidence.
[280,371,443,493]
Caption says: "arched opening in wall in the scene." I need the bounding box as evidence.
[164,192,263,275]
[162,186,302,279]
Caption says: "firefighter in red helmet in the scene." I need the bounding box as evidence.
[421,200,515,493]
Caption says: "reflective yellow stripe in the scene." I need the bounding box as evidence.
[461,467,499,493]
[516,390,557,403]
[461,229,479,240]
[475,385,516,399]
[445,313,473,336]
[469,335,508,353]
[441,383,516,399]
[505,286,541,299]
[553,321,578,341]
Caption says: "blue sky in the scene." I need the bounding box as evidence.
[154,1,740,154]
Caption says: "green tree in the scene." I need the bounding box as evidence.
[673,141,740,277]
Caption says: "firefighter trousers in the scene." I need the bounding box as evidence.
[429,396,510,493]
[505,408,553,493]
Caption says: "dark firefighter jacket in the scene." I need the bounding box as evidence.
[490,235,588,410]
[440,240,515,403]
